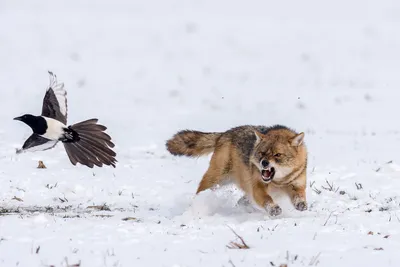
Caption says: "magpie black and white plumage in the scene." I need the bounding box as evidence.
[14,71,117,168]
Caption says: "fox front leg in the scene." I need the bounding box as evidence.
[252,181,282,216]
[287,183,308,211]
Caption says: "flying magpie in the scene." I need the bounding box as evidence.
[14,71,117,168]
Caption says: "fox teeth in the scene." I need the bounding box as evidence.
[261,167,275,182]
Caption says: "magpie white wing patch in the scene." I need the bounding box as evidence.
[42,117,66,140]
[41,71,68,124]
[16,134,58,154]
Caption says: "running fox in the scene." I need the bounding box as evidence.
[166,125,308,216]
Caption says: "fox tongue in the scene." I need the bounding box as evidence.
[262,169,271,178]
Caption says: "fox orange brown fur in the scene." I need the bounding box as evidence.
[166,125,308,216]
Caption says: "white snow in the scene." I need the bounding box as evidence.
[1,0,400,266]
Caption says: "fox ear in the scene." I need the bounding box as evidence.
[254,130,263,145]
[291,132,304,146]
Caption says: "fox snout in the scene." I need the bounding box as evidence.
[260,158,275,183]
[260,159,269,169]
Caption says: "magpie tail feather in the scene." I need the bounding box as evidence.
[63,119,117,168]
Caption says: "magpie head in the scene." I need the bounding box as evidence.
[14,114,38,127]
[14,114,47,135]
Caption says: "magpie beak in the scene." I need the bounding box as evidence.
[13,116,23,121]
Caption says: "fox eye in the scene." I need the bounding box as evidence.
[274,153,282,157]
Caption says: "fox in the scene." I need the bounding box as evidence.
[166,125,308,216]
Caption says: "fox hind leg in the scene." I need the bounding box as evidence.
[196,147,231,194]
[196,163,230,194]
[196,168,221,194]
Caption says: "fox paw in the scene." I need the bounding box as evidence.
[295,200,308,211]
[266,204,282,216]
[237,195,251,207]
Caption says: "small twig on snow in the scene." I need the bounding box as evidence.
[355,182,363,190]
[226,225,250,249]
[228,259,237,267]
[64,257,81,267]
[309,252,321,266]
[312,187,322,195]
[321,179,339,193]
[323,211,335,226]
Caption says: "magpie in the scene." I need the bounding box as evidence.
[14,71,117,168]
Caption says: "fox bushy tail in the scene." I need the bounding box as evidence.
[166,130,222,157]
[63,119,117,168]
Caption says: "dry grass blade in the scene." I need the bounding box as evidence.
[12,196,23,202]
[93,214,113,218]
[227,241,249,249]
[228,260,237,267]
[122,217,141,222]
[321,179,339,193]
[312,187,322,195]
[86,204,111,211]
[64,257,81,267]
[355,182,363,190]
[309,252,321,266]
[323,211,335,226]
[226,225,250,249]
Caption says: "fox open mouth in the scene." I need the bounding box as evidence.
[261,167,275,182]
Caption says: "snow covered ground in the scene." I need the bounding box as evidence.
[1,0,400,266]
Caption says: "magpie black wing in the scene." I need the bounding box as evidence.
[16,133,58,154]
[41,71,68,125]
